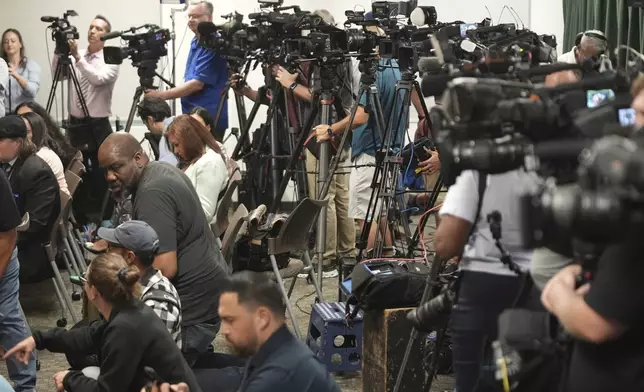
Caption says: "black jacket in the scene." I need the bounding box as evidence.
[9,154,61,283]
[33,300,201,392]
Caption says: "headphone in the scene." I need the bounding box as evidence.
[575,30,608,54]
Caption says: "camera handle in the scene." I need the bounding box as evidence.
[487,211,523,276]
[572,238,603,288]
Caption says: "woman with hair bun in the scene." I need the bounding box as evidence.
[3,253,200,392]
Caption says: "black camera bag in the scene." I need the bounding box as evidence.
[346,261,429,311]
[232,230,290,273]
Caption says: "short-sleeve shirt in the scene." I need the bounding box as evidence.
[181,38,229,130]
[0,170,20,232]
[132,162,229,326]
[351,59,408,159]
[438,169,540,276]
[567,240,644,392]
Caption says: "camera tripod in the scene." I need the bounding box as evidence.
[46,53,90,119]
[356,66,434,261]
[230,65,309,210]
[263,61,350,291]
[123,63,175,134]
[212,60,252,140]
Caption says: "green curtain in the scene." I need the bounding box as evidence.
[562,0,644,64]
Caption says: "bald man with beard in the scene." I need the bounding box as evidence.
[98,133,230,366]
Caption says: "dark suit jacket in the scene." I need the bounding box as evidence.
[9,154,61,283]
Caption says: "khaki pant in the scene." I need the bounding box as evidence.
[305,149,356,265]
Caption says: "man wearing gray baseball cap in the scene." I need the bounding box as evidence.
[98,220,182,348]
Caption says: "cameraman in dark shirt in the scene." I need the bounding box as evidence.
[542,238,644,392]
[97,133,230,366]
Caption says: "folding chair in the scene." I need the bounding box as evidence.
[220,204,249,271]
[65,158,88,263]
[211,180,241,247]
[265,198,326,339]
[63,170,88,274]
[43,191,80,327]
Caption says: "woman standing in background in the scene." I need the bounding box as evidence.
[1,29,41,113]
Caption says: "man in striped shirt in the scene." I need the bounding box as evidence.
[98,220,182,348]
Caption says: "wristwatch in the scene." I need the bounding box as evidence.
[327,127,333,138]
[289,81,298,91]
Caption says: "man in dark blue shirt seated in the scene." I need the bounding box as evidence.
[150,272,341,392]
[145,1,228,142]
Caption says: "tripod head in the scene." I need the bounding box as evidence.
[136,59,161,90]
[358,56,379,86]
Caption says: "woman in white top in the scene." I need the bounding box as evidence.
[165,115,228,223]
[21,112,70,196]
[1,28,41,113]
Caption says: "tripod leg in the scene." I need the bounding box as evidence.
[125,87,144,134]
[392,256,447,392]
[269,95,320,213]
[68,65,90,118]
[231,99,262,160]
[46,64,63,114]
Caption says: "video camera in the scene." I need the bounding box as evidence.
[41,11,80,56]
[102,25,171,87]
[431,65,634,186]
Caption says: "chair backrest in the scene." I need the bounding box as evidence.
[65,170,83,198]
[67,158,86,177]
[212,180,240,237]
[48,191,73,255]
[267,197,328,255]
[221,203,249,268]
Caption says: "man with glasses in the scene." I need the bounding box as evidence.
[145,1,229,142]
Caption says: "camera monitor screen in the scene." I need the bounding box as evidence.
[460,23,477,38]
[587,89,616,108]
[618,108,636,126]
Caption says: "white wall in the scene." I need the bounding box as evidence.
[529,0,565,56]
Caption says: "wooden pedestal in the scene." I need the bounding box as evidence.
[363,307,425,392]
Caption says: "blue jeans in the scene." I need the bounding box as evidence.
[0,376,14,392]
[182,320,221,367]
[0,250,36,392]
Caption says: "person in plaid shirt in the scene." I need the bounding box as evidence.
[98,220,182,348]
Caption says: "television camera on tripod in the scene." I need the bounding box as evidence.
[101,25,174,133]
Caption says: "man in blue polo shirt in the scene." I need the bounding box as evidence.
[145,1,228,141]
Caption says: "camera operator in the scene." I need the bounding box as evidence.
[558,30,610,75]
[540,75,644,392]
[433,168,540,392]
[542,240,644,392]
[52,15,120,225]
[145,1,229,142]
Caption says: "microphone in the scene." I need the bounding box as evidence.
[417,57,443,73]
[421,73,452,97]
[40,16,58,23]
[100,31,123,41]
